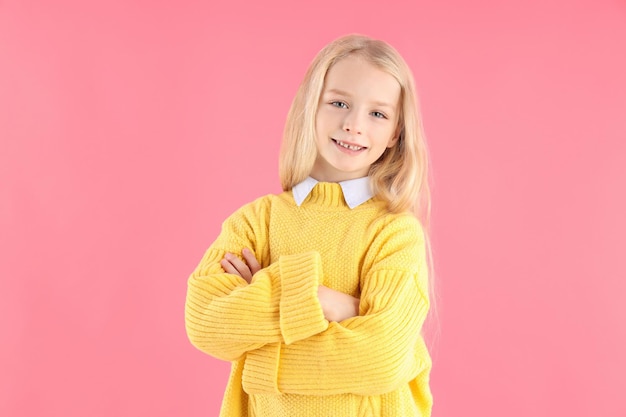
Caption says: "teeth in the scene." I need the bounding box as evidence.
[336,140,363,151]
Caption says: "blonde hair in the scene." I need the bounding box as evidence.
[279,34,431,224]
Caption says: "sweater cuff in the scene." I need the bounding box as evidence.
[279,252,328,345]
[242,342,282,394]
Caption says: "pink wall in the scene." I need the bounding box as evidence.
[1,1,625,416]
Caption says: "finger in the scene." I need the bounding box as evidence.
[224,253,252,282]
[242,248,261,276]
[220,259,241,277]
[221,257,251,283]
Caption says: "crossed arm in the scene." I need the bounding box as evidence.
[186,206,430,395]
[221,248,360,323]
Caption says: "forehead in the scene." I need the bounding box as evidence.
[323,55,401,105]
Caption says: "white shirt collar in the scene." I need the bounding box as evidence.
[292,176,373,209]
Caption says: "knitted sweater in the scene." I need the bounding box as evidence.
[185,182,432,416]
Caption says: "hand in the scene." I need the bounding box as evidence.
[317,285,360,322]
[220,248,261,284]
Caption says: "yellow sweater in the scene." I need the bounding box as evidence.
[185,182,432,416]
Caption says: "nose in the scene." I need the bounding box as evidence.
[342,110,363,135]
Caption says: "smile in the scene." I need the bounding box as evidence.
[333,139,365,151]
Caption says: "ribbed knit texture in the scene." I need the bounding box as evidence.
[185,182,432,416]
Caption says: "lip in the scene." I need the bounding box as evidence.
[332,138,367,151]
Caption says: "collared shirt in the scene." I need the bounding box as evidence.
[292,176,374,209]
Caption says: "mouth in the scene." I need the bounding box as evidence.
[332,139,366,151]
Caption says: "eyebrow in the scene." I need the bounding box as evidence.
[324,88,397,110]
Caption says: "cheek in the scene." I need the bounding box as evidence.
[314,115,323,137]
[314,118,327,146]
[371,124,396,143]
[315,110,330,131]
[317,109,338,127]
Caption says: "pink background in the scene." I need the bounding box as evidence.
[1,0,625,416]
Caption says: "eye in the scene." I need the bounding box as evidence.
[371,111,387,119]
[330,101,348,109]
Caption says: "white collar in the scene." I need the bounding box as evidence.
[292,176,373,209]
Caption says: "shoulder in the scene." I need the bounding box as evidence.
[219,193,275,230]
[221,190,298,225]
[213,193,279,248]
[368,210,425,244]
[362,211,427,274]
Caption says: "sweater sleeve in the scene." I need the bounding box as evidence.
[184,197,329,362]
[241,215,430,396]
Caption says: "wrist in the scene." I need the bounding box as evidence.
[318,285,360,322]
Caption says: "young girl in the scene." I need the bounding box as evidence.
[185,34,433,416]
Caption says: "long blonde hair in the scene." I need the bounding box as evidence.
[279,34,431,224]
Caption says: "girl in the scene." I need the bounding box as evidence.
[185,34,433,416]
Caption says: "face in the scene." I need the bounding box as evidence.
[310,54,401,183]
